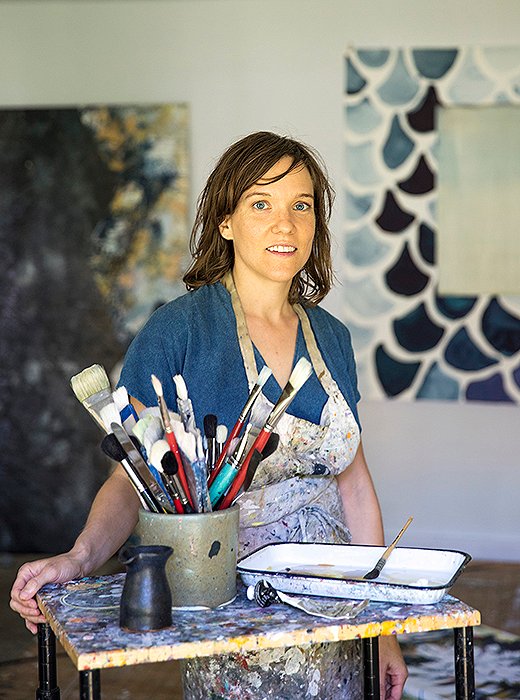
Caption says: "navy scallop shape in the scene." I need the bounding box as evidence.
[383,115,415,169]
[412,49,458,79]
[357,50,390,67]
[375,344,420,397]
[346,59,367,94]
[385,243,429,296]
[466,373,513,403]
[435,295,477,319]
[394,303,444,352]
[445,328,497,371]
[376,191,415,233]
[406,86,440,133]
[398,156,435,195]
[419,223,435,264]
[482,298,520,356]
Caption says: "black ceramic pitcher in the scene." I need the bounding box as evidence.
[119,544,173,632]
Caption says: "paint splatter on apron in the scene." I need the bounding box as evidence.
[182,277,362,699]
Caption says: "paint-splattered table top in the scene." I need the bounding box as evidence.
[36,574,480,671]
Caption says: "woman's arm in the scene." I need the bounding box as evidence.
[336,439,408,699]
[336,439,384,545]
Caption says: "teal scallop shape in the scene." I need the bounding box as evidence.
[447,53,495,102]
[344,277,394,317]
[346,225,391,267]
[345,191,374,220]
[346,58,367,94]
[416,362,460,400]
[345,98,382,134]
[412,49,458,79]
[377,51,419,106]
[346,142,381,186]
[358,49,390,68]
[383,115,415,169]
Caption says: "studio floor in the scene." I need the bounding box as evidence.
[1,555,519,699]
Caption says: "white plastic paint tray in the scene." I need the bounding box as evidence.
[238,543,471,605]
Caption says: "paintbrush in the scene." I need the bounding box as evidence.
[100,433,163,513]
[172,374,197,433]
[150,374,194,509]
[112,386,139,431]
[161,451,195,513]
[219,358,312,509]
[149,440,185,513]
[242,432,280,493]
[111,422,174,514]
[209,365,272,486]
[70,364,122,432]
[203,414,218,474]
[215,424,228,464]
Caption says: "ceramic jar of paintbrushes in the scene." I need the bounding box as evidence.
[119,545,173,632]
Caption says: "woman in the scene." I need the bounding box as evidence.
[11,132,407,698]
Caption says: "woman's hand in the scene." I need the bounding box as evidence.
[10,551,88,634]
[379,636,408,699]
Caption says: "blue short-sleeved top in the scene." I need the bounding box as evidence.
[118,282,361,431]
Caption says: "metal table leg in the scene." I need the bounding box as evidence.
[454,626,475,700]
[36,623,61,699]
[79,669,101,700]
[362,636,380,700]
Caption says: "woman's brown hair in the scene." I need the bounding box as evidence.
[183,131,335,305]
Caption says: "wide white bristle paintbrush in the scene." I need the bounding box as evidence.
[70,364,121,432]
[219,357,312,509]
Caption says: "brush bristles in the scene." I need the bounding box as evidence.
[149,439,170,471]
[173,374,188,400]
[216,425,228,443]
[257,365,272,387]
[287,357,312,391]
[71,364,111,403]
[150,374,164,398]
[112,386,129,411]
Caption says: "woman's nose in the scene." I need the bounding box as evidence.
[272,209,295,233]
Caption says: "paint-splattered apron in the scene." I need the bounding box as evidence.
[182,277,362,699]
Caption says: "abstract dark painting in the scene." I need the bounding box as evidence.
[0,104,189,551]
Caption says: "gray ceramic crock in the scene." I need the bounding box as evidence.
[134,504,239,609]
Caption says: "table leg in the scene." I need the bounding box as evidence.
[36,623,61,699]
[453,626,475,700]
[79,670,101,700]
[362,636,380,700]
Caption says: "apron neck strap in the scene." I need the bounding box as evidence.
[222,272,332,391]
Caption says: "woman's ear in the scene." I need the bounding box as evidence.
[219,217,233,241]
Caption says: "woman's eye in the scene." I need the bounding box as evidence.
[253,201,268,210]
[294,201,311,211]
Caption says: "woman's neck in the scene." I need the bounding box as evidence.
[231,268,294,322]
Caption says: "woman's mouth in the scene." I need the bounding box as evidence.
[266,245,297,253]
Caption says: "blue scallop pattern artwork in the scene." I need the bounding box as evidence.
[344,46,520,403]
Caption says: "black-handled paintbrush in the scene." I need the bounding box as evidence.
[100,433,163,513]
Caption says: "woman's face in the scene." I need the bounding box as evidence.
[219,157,316,290]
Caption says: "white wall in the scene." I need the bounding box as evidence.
[1,0,519,560]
